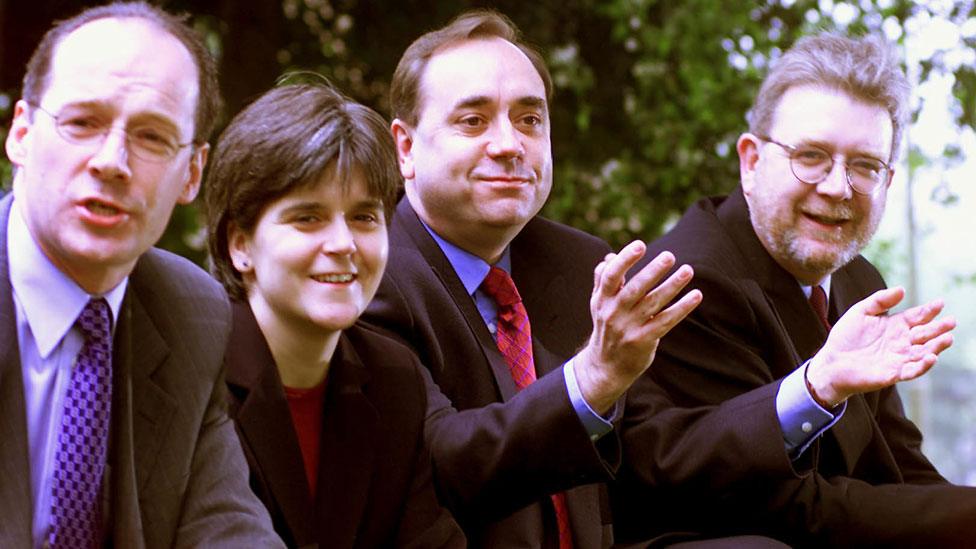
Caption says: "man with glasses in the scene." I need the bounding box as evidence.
[613,32,976,546]
[0,2,282,547]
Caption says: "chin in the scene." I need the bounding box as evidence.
[311,310,361,332]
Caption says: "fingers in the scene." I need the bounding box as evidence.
[902,298,946,326]
[909,314,956,345]
[920,331,954,357]
[596,241,646,298]
[635,264,694,318]
[645,288,703,338]
[617,250,678,306]
[898,353,938,382]
[859,286,905,316]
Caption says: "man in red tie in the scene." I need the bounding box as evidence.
[613,32,973,546]
[362,9,706,548]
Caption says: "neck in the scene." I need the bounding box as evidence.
[406,195,517,265]
[249,297,341,389]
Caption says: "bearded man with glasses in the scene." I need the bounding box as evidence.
[612,32,976,547]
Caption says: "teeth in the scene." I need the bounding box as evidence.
[312,274,355,283]
[87,201,120,216]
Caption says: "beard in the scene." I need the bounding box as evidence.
[748,187,886,283]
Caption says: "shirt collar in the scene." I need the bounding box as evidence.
[799,275,832,300]
[8,200,127,358]
[420,219,512,295]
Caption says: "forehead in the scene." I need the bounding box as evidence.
[43,17,199,127]
[770,84,893,156]
[284,165,376,203]
[416,37,546,117]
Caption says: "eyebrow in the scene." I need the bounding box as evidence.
[798,138,886,162]
[278,197,384,217]
[59,100,183,133]
[452,95,548,112]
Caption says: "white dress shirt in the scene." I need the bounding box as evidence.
[8,200,126,547]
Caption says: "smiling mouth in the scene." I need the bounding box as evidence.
[311,273,356,283]
[804,212,849,227]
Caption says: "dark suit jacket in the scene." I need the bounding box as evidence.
[613,188,976,547]
[362,199,619,548]
[0,194,282,548]
[225,302,465,549]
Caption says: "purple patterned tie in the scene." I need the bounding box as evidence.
[49,298,113,548]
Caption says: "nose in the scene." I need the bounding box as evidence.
[87,128,132,182]
[815,159,852,200]
[322,218,357,255]
[485,118,525,159]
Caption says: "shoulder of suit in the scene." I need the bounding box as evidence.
[130,247,230,319]
[514,215,613,262]
[345,322,424,374]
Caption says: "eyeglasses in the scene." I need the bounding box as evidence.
[757,135,891,195]
[29,103,194,163]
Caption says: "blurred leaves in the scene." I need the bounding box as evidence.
[1,0,975,255]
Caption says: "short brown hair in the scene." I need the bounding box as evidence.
[747,32,910,162]
[390,9,553,126]
[22,1,221,144]
[205,82,401,301]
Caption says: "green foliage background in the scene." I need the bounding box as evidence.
[1,0,973,261]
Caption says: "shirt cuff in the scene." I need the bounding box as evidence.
[564,357,615,442]
[776,361,846,459]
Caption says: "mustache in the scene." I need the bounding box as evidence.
[471,160,536,181]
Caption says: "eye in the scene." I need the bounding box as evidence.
[352,210,383,226]
[792,147,830,166]
[132,127,177,151]
[290,213,322,227]
[58,114,105,138]
[457,115,486,131]
[849,158,886,177]
[518,114,543,128]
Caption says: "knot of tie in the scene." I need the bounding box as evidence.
[809,285,831,331]
[78,298,112,343]
[481,266,522,308]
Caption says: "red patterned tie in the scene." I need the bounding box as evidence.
[809,285,831,331]
[481,266,574,549]
[50,298,113,548]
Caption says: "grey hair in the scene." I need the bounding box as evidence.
[747,32,910,162]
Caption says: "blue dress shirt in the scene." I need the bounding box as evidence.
[775,279,847,459]
[8,201,126,547]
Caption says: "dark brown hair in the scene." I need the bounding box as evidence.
[390,9,553,126]
[205,82,401,301]
[22,1,221,144]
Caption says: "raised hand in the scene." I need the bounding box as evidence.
[806,286,956,407]
[573,240,703,414]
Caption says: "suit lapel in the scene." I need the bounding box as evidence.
[315,336,378,547]
[512,235,571,378]
[121,289,176,495]
[395,200,519,400]
[226,303,312,545]
[817,269,875,472]
[108,285,172,548]
[0,194,34,546]
[717,189,829,374]
[719,189,875,471]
